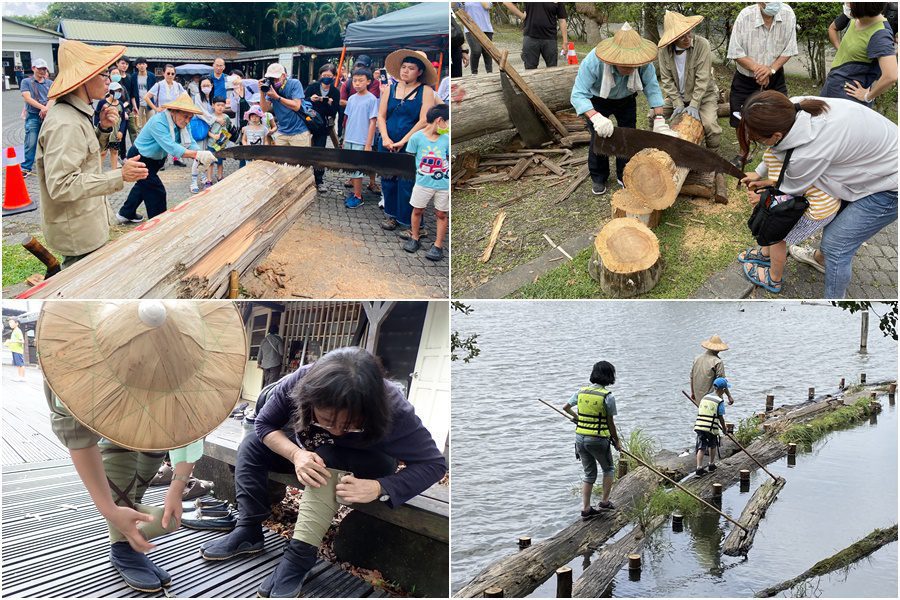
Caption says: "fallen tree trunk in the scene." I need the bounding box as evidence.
[755,525,898,597]
[20,162,316,299]
[722,476,786,556]
[572,516,666,598]
[452,66,580,143]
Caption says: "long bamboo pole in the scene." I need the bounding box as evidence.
[680,391,780,482]
[536,398,749,532]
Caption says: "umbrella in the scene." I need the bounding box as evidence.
[175,63,214,76]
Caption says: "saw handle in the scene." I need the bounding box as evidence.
[20,235,61,278]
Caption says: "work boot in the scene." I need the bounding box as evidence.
[707,463,717,472]
[695,467,707,476]
[257,540,319,598]
[581,507,602,521]
[199,524,264,560]
[109,541,164,592]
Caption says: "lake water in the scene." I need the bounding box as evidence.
[451,301,898,596]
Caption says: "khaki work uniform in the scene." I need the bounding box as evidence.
[690,350,726,400]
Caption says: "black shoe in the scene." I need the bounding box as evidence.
[695,467,707,476]
[258,540,318,598]
[707,463,718,472]
[424,245,444,261]
[381,218,398,231]
[581,507,602,521]
[597,500,615,510]
[200,525,265,560]
[591,181,607,195]
[403,238,421,253]
[109,541,165,592]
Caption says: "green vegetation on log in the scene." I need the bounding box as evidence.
[627,487,701,530]
[734,415,765,447]
[779,397,877,451]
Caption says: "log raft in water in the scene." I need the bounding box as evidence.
[19,162,316,299]
[721,476,787,556]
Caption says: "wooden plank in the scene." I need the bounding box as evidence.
[19,161,316,299]
[507,157,533,180]
[539,156,566,176]
[454,8,570,138]
[479,211,507,263]
[553,164,590,204]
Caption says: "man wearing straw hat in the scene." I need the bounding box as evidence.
[570,23,664,196]
[35,40,149,268]
[38,300,247,593]
[657,11,723,150]
[691,334,735,404]
[116,92,216,224]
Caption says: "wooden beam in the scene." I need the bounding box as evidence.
[722,476,786,556]
[454,8,570,138]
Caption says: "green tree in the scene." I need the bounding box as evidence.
[19,1,153,30]
[832,302,898,341]
[450,302,480,364]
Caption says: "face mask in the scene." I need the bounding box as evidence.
[437,126,449,135]
[763,2,782,16]
[201,86,212,94]
[113,92,121,100]
[321,77,334,85]
[111,74,121,83]
[843,3,852,17]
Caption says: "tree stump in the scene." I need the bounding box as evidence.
[610,189,661,229]
[589,218,662,297]
[622,114,705,209]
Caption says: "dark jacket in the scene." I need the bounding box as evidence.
[304,80,340,122]
[125,71,156,109]
[255,364,447,508]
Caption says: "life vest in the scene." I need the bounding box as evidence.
[694,394,722,435]
[575,386,611,437]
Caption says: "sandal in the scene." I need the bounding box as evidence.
[182,478,215,501]
[581,507,602,521]
[742,263,783,294]
[738,246,770,266]
[150,463,173,486]
[367,182,382,194]
[597,500,615,510]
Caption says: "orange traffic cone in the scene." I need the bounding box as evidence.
[566,42,579,65]
[3,147,36,216]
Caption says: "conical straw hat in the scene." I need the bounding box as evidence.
[161,92,204,115]
[595,22,658,67]
[38,301,247,451]
[701,334,729,351]
[658,11,704,48]
[385,49,439,87]
[48,39,126,99]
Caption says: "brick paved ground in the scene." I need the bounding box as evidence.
[1,90,448,299]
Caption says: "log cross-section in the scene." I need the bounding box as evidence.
[19,161,317,299]
[588,218,662,297]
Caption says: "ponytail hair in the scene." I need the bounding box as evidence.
[737,91,830,162]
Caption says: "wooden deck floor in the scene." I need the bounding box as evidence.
[2,369,69,465]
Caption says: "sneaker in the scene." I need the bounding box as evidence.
[199,526,265,561]
[172,158,187,167]
[695,467,707,476]
[617,179,624,188]
[397,227,429,240]
[116,212,146,224]
[425,245,444,261]
[597,500,615,510]
[316,184,327,193]
[581,507,602,521]
[707,463,718,472]
[345,194,363,209]
[378,198,385,208]
[204,181,213,189]
[109,542,166,592]
[591,181,607,195]
[190,180,200,193]
[22,170,32,179]
[381,218,398,231]
[403,238,421,253]
[789,244,826,274]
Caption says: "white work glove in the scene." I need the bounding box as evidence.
[652,116,679,138]
[589,112,614,138]
[671,105,686,117]
[684,105,701,120]
[195,150,216,167]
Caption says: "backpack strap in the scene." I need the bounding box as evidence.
[775,148,794,189]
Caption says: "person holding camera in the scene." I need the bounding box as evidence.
[94,80,128,169]
[258,63,311,148]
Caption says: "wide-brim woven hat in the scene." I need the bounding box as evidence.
[385,49,439,87]
[658,11,704,48]
[595,22,658,67]
[38,301,247,451]
[161,92,204,115]
[48,39,126,99]
[701,334,729,351]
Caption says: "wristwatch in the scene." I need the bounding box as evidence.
[770,68,776,76]
[378,483,390,502]
[173,474,190,483]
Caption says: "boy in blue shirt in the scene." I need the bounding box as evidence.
[694,377,732,476]
[402,104,449,261]
[342,69,379,208]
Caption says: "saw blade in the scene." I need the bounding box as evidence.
[214,146,417,180]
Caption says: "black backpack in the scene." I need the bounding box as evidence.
[299,101,329,136]
[746,149,810,246]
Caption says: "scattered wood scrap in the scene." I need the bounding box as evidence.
[480,211,507,263]
[542,234,573,261]
[554,165,590,204]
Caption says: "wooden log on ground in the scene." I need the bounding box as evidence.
[610,189,661,229]
[622,114,705,210]
[588,218,662,297]
[680,170,716,198]
[19,162,316,299]
[722,476,786,556]
[714,173,728,204]
[480,211,507,263]
[571,516,666,598]
[452,66,579,143]
[559,131,592,148]
[755,525,898,597]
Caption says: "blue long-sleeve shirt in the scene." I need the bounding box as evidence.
[570,50,664,115]
[132,110,198,160]
[255,364,447,509]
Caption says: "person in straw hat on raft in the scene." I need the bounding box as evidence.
[39,301,247,593]
[656,10,723,150]
[570,23,665,197]
[116,92,216,224]
[691,334,735,405]
[35,40,149,269]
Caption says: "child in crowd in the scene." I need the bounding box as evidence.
[94,81,127,169]
[241,106,269,146]
[342,69,379,208]
[402,103,450,261]
[249,92,278,143]
[206,96,232,186]
[190,77,216,193]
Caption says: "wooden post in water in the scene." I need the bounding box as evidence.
[518,536,531,550]
[839,377,845,390]
[672,513,684,532]
[712,482,723,502]
[726,422,735,434]
[808,387,815,400]
[860,310,869,352]
[889,383,896,405]
[765,394,774,412]
[628,554,641,571]
[485,587,504,597]
[556,566,573,598]
[787,443,797,457]
[860,373,867,384]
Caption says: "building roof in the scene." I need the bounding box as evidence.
[2,17,62,40]
[234,45,318,61]
[57,19,245,50]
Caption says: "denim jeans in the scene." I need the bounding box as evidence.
[23,113,42,172]
[575,434,614,483]
[820,190,898,298]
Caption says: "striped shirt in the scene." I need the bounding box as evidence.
[727,4,798,78]
[757,150,840,221]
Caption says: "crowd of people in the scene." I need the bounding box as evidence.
[26,38,451,271]
[451,2,897,298]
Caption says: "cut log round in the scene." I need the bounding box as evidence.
[452,66,579,143]
[622,114,705,210]
[610,189,660,229]
[589,218,662,297]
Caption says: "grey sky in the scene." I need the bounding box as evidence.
[3,2,50,17]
